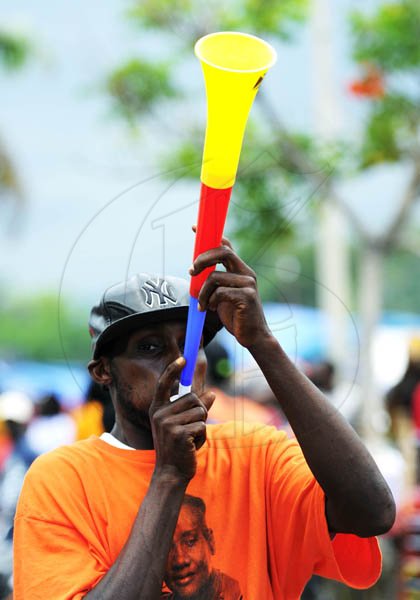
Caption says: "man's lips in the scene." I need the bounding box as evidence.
[172,571,196,587]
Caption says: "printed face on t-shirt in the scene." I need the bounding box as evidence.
[165,503,214,598]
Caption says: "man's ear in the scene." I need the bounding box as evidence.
[88,357,113,387]
[207,528,216,555]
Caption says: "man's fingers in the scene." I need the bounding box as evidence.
[207,286,257,312]
[182,421,207,450]
[198,272,256,312]
[221,235,233,249]
[153,356,186,407]
[190,245,256,279]
[157,390,215,419]
[158,405,208,427]
[200,390,216,412]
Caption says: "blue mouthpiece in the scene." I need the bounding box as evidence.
[180,296,206,389]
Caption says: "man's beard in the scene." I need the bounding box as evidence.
[110,363,150,429]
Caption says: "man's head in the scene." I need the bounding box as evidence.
[87,274,222,430]
[165,495,215,599]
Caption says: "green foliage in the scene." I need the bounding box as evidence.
[0,30,30,71]
[0,29,32,204]
[162,134,202,179]
[128,0,308,39]
[0,294,90,362]
[128,0,193,31]
[256,243,317,304]
[360,93,418,166]
[351,1,420,72]
[107,59,176,121]
[217,0,308,37]
[0,145,20,195]
[350,1,420,167]
[383,249,420,312]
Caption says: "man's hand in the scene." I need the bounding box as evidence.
[149,357,215,482]
[190,236,271,348]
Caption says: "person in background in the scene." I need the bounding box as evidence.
[72,380,114,440]
[24,393,76,457]
[0,391,34,598]
[306,361,335,394]
[205,339,283,428]
[386,336,420,490]
[305,360,362,428]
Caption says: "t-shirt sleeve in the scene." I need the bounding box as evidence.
[13,454,108,600]
[264,434,381,597]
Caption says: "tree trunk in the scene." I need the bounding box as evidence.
[358,244,384,441]
[311,0,352,377]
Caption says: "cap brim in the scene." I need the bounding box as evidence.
[93,306,222,359]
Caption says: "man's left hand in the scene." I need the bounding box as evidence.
[190,236,271,348]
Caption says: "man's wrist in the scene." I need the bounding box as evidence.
[151,466,191,490]
[247,332,280,358]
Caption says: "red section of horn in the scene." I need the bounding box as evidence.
[190,183,233,298]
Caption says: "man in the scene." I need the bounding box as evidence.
[163,494,242,599]
[13,240,395,599]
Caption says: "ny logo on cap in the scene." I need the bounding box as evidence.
[142,278,177,308]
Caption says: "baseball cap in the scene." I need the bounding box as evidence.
[89,274,223,359]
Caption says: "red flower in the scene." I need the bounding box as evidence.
[348,65,385,99]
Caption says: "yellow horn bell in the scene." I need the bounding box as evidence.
[195,31,277,190]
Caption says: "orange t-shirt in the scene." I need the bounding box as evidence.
[13,422,381,599]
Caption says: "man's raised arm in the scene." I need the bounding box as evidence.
[191,239,396,538]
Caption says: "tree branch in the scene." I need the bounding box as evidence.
[256,89,372,242]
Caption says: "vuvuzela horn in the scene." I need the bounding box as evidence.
[177,31,277,397]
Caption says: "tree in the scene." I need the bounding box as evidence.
[0,27,31,231]
[0,293,89,363]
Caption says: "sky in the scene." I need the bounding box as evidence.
[0,0,413,310]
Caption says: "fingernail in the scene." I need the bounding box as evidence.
[176,357,185,365]
[197,303,203,312]
[188,265,194,275]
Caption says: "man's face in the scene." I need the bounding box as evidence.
[109,320,207,429]
[165,504,214,598]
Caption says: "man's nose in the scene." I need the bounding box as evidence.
[171,544,190,569]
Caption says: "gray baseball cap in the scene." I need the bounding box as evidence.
[89,274,223,359]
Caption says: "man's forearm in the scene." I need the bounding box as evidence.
[85,472,188,600]
[249,334,395,536]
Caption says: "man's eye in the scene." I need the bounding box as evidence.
[137,343,161,354]
[184,535,197,548]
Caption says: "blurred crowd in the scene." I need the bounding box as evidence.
[1,337,420,599]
